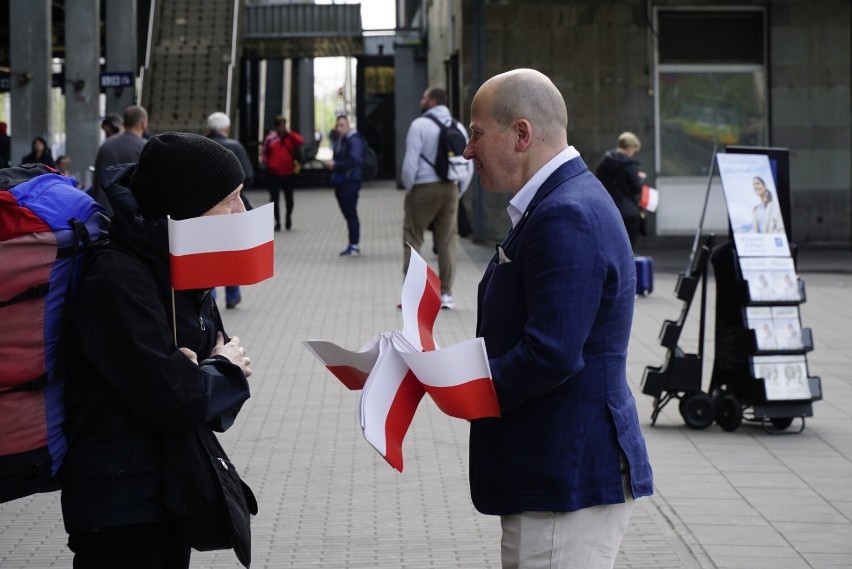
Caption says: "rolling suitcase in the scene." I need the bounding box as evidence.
[635,256,654,296]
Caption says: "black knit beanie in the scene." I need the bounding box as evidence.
[129,132,245,220]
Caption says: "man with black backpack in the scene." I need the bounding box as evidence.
[401,87,473,310]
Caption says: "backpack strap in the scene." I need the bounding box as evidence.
[211,299,230,344]
[418,115,446,171]
[56,224,112,447]
[0,374,48,395]
[280,132,295,160]
[0,283,50,308]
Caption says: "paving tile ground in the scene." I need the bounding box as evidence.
[2,181,851,568]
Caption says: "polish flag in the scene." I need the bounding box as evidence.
[640,184,659,212]
[364,336,497,472]
[400,244,441,351]
[359,339,427,472]
[168,203,274,290]
[400,337,498,420]
[303,246,500,473]
[302,336,381,390]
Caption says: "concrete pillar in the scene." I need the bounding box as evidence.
[64,0,101,187]
[470,0,486,243]
[282,59,293,122]
[393,45,427,183]
[296,57,314,142]
[264,59,284,131]
[9,0,51,166]
[239,57,261,172]
[105,0,138,114]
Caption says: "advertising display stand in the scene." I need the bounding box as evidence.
[708,239,821,433]
[643,147,821,433]
[642,235,716,429]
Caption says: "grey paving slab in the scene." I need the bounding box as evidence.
[2,182,852,568]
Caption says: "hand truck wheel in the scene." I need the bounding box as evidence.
[679,392,714,430]
[715,394,743,432]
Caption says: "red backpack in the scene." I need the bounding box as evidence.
[0,165,109,502]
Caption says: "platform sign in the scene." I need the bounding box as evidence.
[100,71,134,89]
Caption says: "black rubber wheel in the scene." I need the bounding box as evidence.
[715,395,743,432]
[770,417,794,431]
[678,393,694,417]
[679,393,714,430]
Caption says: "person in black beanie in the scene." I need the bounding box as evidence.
[60,132,255,569]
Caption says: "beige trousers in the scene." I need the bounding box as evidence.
[402,181,458,295]
[500,475,635,569]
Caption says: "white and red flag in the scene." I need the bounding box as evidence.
[167,203,274,290]
[303,246,500,472]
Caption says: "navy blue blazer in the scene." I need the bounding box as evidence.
[470,157,653,515]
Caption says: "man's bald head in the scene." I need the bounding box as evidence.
[482,69,568,146]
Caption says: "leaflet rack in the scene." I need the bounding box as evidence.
[707,244,822,434]
[642,235,716,429]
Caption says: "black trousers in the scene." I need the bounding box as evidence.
[267,173,296,223]
[68,522,191,569]
[623,215,640,252]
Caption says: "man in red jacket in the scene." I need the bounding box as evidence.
[262,115,304,231]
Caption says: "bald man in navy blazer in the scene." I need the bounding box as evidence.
[463,69,653,569]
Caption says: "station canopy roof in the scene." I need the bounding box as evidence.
[243,3,364,59]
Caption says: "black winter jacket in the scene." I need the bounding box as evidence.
[594,150,643,219]
[60,164,251,533]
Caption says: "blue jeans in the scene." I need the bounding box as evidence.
[211,287,241,304]
[334,181,361,245]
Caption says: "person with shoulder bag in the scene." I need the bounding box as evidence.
[60,132,257,569]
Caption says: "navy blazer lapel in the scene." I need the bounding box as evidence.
[500,157,589,251]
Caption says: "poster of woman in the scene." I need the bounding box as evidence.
[750,176,784,234]
[717,153,791,257]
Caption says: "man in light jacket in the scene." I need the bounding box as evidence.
[400,87,473,310]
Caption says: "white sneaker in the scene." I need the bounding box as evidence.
[440,294,456,310]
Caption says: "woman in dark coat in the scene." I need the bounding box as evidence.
[594,132,645,251]
[21,136,56,168]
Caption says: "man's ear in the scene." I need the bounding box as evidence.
[514,119,533,152]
